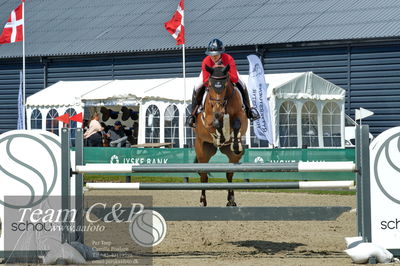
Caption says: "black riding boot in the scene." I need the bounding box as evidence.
[235,82,260,121]
[187,86,206,128]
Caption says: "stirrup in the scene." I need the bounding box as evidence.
[187,115,196,128]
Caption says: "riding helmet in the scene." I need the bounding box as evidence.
[205,38,225,55]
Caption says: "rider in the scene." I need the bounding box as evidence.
[187,38,260,128]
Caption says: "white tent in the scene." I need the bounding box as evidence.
[26,80,111,129]
[81,78,200,105]
[26,72,346,148]
[26,80,111,107]
[266,72,345,147]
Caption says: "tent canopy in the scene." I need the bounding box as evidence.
[267,72,345,100]
[26,71,345,108]
[26,80,111,107]
[81,78,199,106]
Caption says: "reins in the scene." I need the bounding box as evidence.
[207,83,236,107]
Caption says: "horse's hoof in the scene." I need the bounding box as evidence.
[200,201,207,207]
[226,201,237,207]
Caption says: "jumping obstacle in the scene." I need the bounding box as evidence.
[67,126,372,230]
[0,124,378,262]
[68,127,361,225]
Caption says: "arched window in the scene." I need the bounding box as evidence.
[279,101,297,147]
[301,101,318,147]
[185,104,195,148]
[323,102,341,147]
[164,105,179,147]
[46,109,59,135]
[145,105,160,143]
[65,108,77,146]
[31,109,42,129]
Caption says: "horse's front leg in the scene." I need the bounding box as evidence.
[220,145,242,207]
[230,118,242,155]
[195,140,217,207]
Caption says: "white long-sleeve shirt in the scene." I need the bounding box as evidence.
[84,119,102,139]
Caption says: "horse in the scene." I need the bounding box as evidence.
[194,64,248,207]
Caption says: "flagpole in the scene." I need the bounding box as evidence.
[182,43,188,146]
[22,0,26,129]
[183,44,186,106]
[164,0,186,146]
[182,6,186,146]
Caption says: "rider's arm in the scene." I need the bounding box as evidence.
[201,56,212,85]
[222,53,239,83]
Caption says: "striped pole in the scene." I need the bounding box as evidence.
[85,181,355,190]
[75,161,356,174]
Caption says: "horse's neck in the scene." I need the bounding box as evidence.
[223,83,235,104]
[227,84,244,115]
[226,83,235,97]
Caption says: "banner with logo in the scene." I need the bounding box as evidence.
[83,147,355,181]
[247,55,273,144]
[370,126,400,251]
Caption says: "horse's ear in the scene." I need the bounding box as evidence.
[205,65,214,75]
[222,64,230,74]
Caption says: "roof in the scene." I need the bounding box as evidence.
[26,78,200,108]
[269,72,346,100]
[26,80,111,107]
[1,0,400,58]
[26,72,345,108]
[81,78,200,106]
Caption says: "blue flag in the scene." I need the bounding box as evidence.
[17,70,25,130]
[247,55,273,144]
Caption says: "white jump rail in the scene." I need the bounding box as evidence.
[74,161,357,174]
[85,180,355,190]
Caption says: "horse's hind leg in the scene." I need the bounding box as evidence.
[195,140,217,207]
[220,145,244,207]
[226,172,236,207]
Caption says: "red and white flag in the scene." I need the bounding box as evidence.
[164,0,184,45]
[0,2,24,44]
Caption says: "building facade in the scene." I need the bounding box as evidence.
[1,41,400,136]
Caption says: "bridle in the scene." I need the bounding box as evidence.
[207,75,236,107]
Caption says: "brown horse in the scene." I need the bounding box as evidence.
[194,64,248,206]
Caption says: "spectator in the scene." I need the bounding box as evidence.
[100,122,110,147]
[84,112,103,147]
[107,121,128,147]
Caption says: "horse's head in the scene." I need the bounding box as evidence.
[205,64,232,129]
[205,64,230,94]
